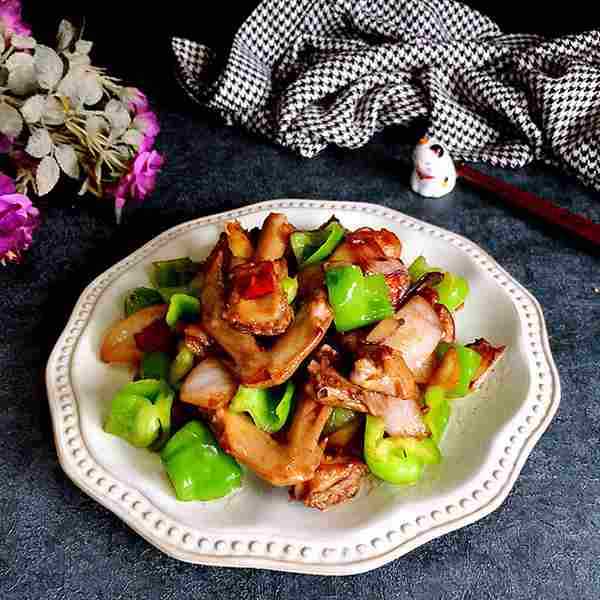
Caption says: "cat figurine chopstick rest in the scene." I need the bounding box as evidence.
[410,137,456,198]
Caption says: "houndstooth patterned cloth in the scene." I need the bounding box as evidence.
[172,0,600,190]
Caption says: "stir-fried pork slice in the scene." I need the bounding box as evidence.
[100,304,168,364]
[326,227,409,307]
[308,347,428,437]
[216,387,332,486]
[297,263,325,299]
[328,227,402,264]
[434,303,456,343]
[350,345,418,399]
[254,213,294,261]
[182,322,213,358]
[411,351,438,384]
[361,257,410,307]
[202,236,333,387]
[367,295,443,377]
[467,338,507,390]
[336,328,369,355]
[225,220,254,266]
[261,289,333,387]
[290,455,369,510]
[180,357,238,410]
[223,259,293,336]
[201,235,269,382]
[416,289,455,344]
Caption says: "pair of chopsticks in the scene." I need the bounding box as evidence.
[456,164,600,249]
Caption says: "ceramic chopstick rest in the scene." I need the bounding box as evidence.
[410,137,456,198]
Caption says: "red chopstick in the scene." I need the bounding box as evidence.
[456,164,600,249]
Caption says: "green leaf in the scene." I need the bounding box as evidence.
[57,66,102,106]
[64,52,91,67]
[85,114,108,142]
[80,71,102,105]
[56,69,80,104]
[55,143,80,179]
[7,64,37,96]
[36,155,60,196]
[119,87,140,105]
[5,52,33,71]
[0,103,23,138]
[105,99,130,138]
[75,40,93,55]
[25,128,53,158]
[21,94,46,123]
[11,35,36,50]
[42,96,65,126]
[34,45,64,90]
[57,19,75,51]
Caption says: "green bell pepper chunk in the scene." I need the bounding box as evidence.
[364,415,424,485]
[435,272,469,312]
[323,407,358,435]
[229,380,295,433]
[435,343,481,398]
[407,256,469,311]
[423,386,451,443]
[165,293,201,329]
[281,276,298,304]
[104,379,174,449]
[326,265,394,332]
[140,351,171,381]
[152,257,199,288]
[290,220,345,267]
[160,420,242,501]
[124,287,164,317]
[449,345,481,398]
[157,286,193,303]
[407,256,438,282]
[170,347,195,385]
[379,388,451,468]
[436,341,452,359]
[395,436,441,465]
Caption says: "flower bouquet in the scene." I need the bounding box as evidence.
[0,1,164,264]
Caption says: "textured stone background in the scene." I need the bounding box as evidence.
[1,2,599,599]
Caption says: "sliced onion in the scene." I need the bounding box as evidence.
[180,357,238,410]
[381,397,427,437]
[367,296,443,374]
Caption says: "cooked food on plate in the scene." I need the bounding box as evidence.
[99,213,505,510]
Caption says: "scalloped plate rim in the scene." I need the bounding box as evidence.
[46,199,561,575]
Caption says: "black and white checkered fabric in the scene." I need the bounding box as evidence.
[173,0,600,190]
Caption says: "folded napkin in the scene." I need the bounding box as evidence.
[173,0,600,190]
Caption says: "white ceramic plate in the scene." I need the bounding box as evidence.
[46,200,560,575]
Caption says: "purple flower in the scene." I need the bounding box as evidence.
[112,150,164,222]
[122,87,149,113]
[0,172,39,263]
[0,135,13,154]
[0,0,31,38]
[134,110,160,152]
[0,172,15,194]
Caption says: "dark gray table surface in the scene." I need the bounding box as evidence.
[1,94,599,599]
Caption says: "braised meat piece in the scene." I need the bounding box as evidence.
[290,455,369,510]
[216,385,332,486]
[223,259,293,336]
[308,346,428,438]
